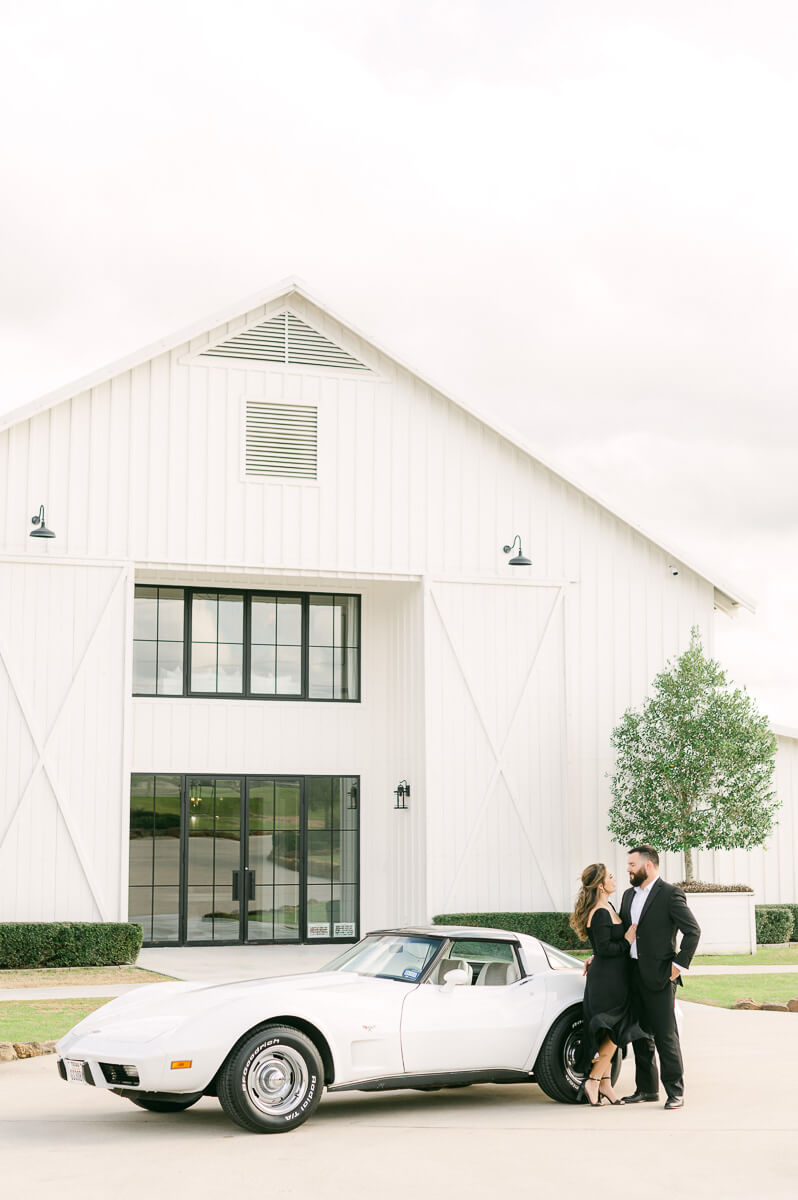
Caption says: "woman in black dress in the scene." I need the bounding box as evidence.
[570,862,639,1106]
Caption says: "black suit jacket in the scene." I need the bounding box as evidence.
[620,878,701,991]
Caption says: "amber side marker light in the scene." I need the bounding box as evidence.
[170,1060,192,1070]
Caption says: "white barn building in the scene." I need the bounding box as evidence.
[0,280,793,947]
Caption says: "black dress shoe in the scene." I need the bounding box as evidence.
[664,1096,684,1110]
[621,1090,660,1103]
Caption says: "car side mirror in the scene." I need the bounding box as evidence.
[442,968,469,990]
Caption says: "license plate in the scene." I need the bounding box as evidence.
[65,1059,87,1084]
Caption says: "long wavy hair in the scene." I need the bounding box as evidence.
[570,862,608,942]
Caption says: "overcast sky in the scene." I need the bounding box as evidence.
[1,0,796,725]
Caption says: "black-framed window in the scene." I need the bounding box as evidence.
[133,587,185,695]
[132,586,360,701]
[190,592,244,694]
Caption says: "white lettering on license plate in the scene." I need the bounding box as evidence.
[65,1059,87,1084]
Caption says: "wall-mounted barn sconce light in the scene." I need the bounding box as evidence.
[503,534,531,566]
[30,504,56,539]
[393,780,410,810]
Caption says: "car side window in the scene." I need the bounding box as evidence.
[444,940,522,986]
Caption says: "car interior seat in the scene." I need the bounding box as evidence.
[437,957,473,985]
[475,960,521,986]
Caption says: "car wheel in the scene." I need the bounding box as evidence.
[534,1007,622,1104]
[128,1094,203,1112]
[217,1024,324,1133]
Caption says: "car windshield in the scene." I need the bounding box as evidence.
[323,934,443,981]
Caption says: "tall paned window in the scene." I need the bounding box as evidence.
[309,596,360,700]
[190,592,244,694]
[128,774,181,942]
[305,776,359,940]
[250,596,303,695]
[133,588,185,694]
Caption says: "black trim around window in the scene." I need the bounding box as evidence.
[133,586,361,702]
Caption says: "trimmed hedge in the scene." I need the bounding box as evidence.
[433,912,583,952]
[674,881,754,893]
[0,923,143,969]
[754,906,794,945]
[783,904,798,942]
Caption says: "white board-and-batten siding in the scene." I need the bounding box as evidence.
[2,283,782,933]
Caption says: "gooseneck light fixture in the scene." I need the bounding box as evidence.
[30,504,56,539]
[503,534,531,566]
[393,780,410,810]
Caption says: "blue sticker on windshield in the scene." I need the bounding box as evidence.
[402,967,420,979]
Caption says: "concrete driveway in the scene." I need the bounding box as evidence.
[1,1001,796,1200]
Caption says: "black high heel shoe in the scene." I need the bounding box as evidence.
[576,1075,604,1106]
[599,1075,625,1105]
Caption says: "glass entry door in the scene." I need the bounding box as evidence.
[185,776,303,943]
[129,773,359,945]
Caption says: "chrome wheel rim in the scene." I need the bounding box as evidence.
[246,1045,308,1116]
[562,1024,585,1090]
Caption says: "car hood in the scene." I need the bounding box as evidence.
[62,972,405,1039]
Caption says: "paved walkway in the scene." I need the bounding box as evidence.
[1,1001,796,1200]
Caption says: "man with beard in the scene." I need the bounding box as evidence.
[620,845,701,1110]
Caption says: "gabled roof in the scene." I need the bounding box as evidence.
[0,276,754,614]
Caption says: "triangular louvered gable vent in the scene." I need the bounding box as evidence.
[202,312,371,371]
[245,400,318,479]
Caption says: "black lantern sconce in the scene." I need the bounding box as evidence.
[393,780,410,810]
[30,504,56,539]
[347,782,359,811]
[503,534,531,566]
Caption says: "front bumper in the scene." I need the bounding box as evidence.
[55,1032,221,1095]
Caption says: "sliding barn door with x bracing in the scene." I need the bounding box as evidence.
[424,579,569,917]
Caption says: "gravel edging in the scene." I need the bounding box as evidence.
[0,1040,57,1063]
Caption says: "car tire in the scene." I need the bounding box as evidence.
[128,1094,203,1113]
[217,1024,324,1133]
[534,1007,621,1104]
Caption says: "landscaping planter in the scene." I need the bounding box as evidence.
[687,890,756,955]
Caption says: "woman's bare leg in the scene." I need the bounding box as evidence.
[594,1037,620,1102]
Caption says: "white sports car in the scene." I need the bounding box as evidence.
[56,926,617,1132]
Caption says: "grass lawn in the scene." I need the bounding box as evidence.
[0,998,113,1043]
[568,945,798,967]
[0,966,173,989]
[683,973,798,1009]
[692,945,798,967]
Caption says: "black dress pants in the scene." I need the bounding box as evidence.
[629,962,685,1099]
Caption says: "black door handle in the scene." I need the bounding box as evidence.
[247,869,256,900]
[232,869,240,901]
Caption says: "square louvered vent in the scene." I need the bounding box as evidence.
[203,312,371,372]
[245,401,317,480]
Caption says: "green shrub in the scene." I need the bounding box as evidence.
[754,906,794,945]
[674,881,753,893]
[0,923,142,969]
[432,912,583,951]
[783,904,798,942]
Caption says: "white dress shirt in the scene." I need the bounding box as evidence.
[629,875,687,974]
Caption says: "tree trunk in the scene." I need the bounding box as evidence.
[683,846,694,882]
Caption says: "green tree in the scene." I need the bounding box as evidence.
[607,628,779,882]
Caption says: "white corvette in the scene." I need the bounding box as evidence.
[56,926,617,1132]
